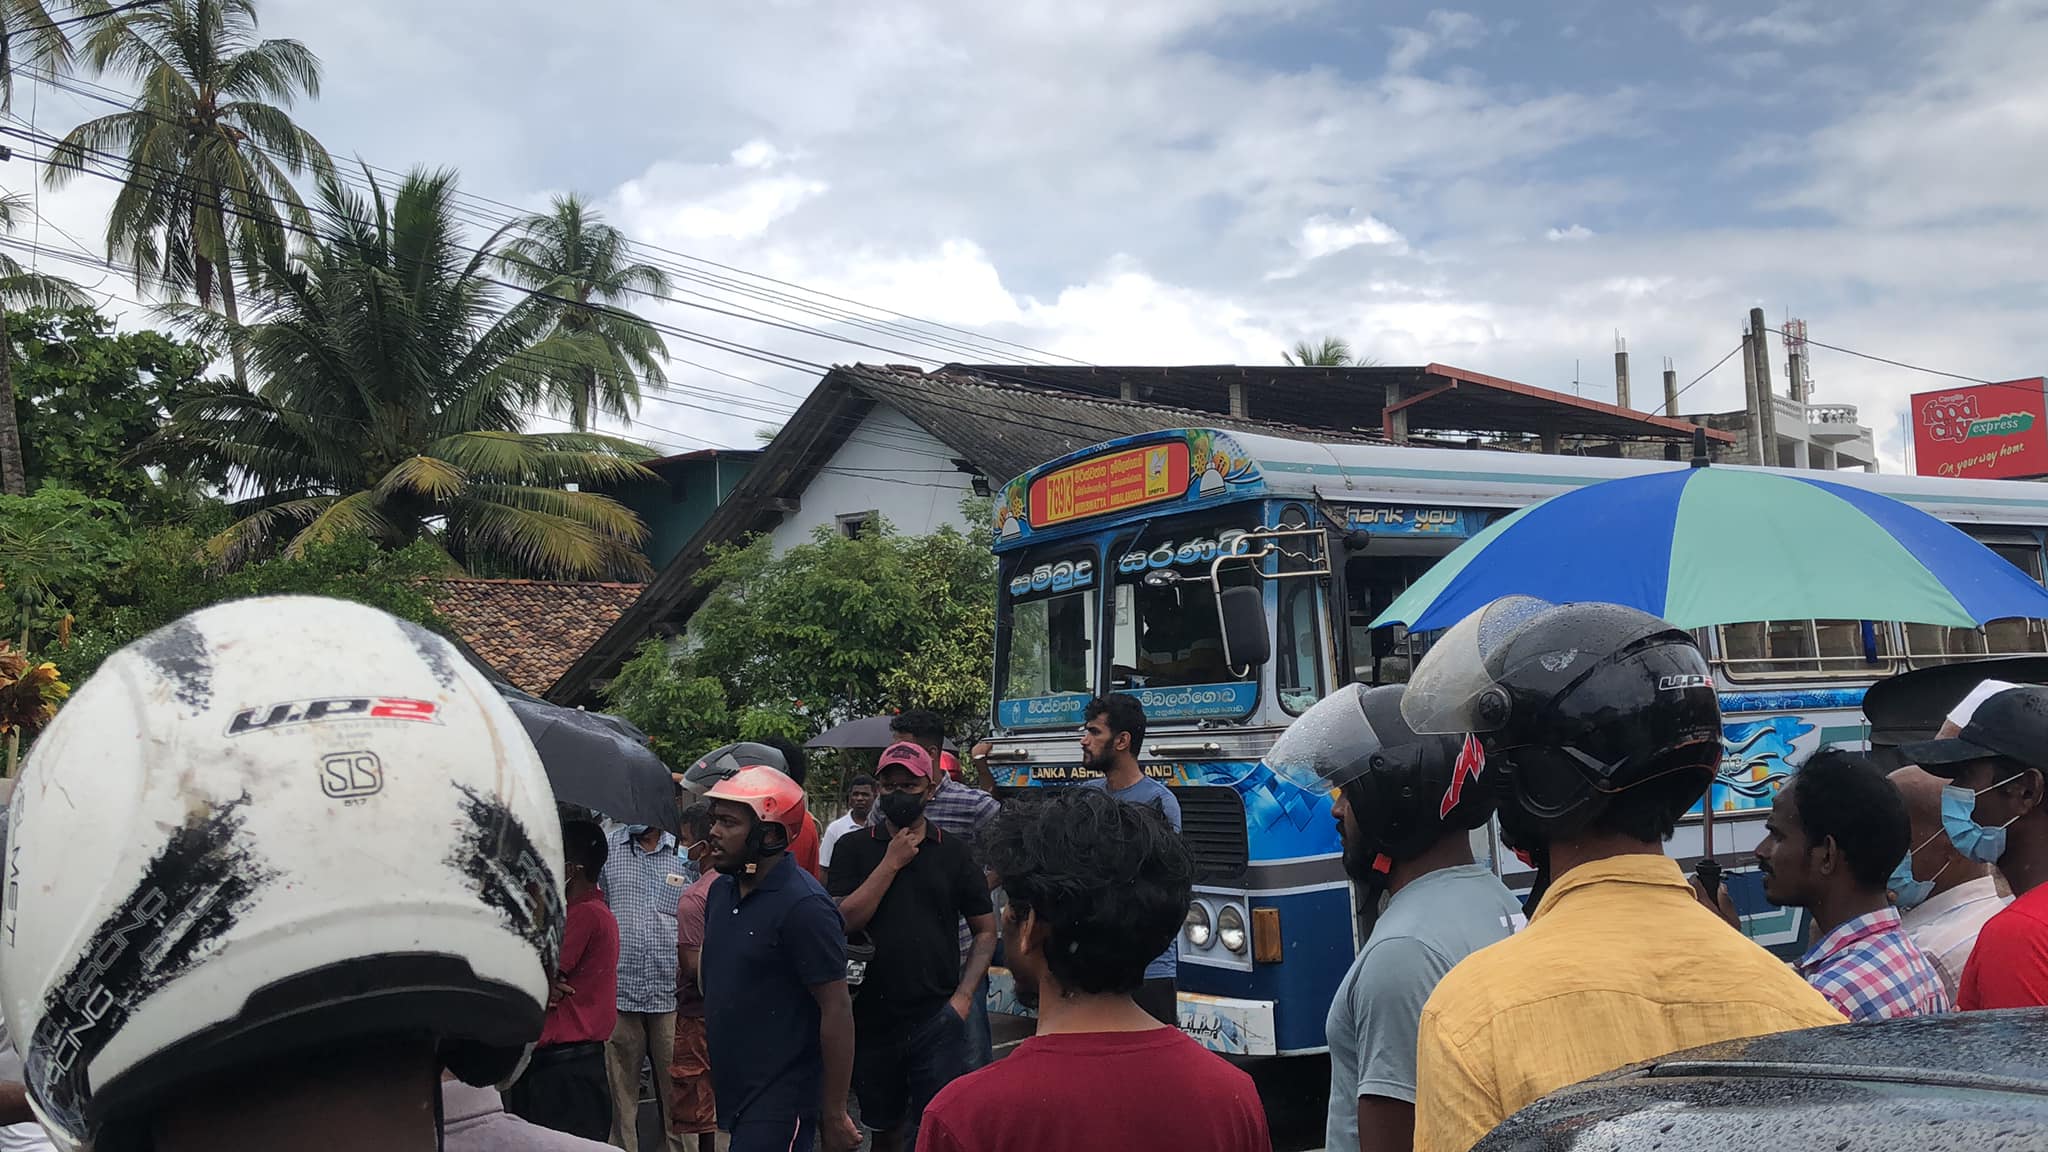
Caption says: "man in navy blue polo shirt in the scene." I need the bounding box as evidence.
[701,766,860,1152]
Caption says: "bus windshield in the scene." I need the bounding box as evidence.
[1108,514,1260,712]
[996,550,1098,729]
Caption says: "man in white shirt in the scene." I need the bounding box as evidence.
[1890,764,2012,1000]
[819,774,876,868]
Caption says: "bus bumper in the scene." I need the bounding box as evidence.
[987,967,1278,1056]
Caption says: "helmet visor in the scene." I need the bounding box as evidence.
[1264,683,1384,793]
[1402,595,1556,735]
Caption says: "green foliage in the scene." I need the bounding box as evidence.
[141,166,658,578]
[498,194,672,431]
[52,0,332,340]
[605,506,997,778]
[66,529,449,683]
[0,486,130,646]
[9,306,225,512]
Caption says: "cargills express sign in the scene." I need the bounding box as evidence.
[1912,379,2048,480]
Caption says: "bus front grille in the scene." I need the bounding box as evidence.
[1176,786,1249,882]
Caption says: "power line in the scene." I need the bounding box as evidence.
[1763,327,1994,388]
[1669,343,1746,405]
[12,62,1087,369]
[5,133,1195,455]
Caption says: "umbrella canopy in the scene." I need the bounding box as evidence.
[1373,466,2048,632]
[497,686,678,833]
[806,714,958,751]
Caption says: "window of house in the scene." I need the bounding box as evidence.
[837,510,878,539]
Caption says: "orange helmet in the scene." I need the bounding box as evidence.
[704,765,807,847]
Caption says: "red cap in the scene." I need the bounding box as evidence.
[878,740,935,778]
[939,750,963,781]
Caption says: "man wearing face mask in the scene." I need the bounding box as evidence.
[828,743,998,1152]
[600,820,690,1152]
[1900,685,2048,1010]
[1888,765,2010,1001]
[1262,684,1520,1152]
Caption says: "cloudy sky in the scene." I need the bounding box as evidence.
[16,0,2048,469]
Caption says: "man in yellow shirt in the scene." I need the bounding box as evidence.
[1400,598,1844,1152]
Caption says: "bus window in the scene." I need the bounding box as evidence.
[1906,542,2048,664]
[1717,619,1893,678]
[1109,518,1259,693]
[1344,555,1442,685]
[1274,505,1327,714]
[1276,578,1323,714]
[996,551,1098,728]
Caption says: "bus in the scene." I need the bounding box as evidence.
[981,426,2048,1058]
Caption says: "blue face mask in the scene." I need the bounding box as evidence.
[1941,778,2025,865]
[1887,832,1950,910]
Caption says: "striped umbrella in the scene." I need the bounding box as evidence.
[1372,463,2048,633]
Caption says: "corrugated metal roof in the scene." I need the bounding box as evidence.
[842,364,1377,483]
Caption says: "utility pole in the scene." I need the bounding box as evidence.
[1784,317,1810,403]
[1662,357,1679,418]
[1614,333,1631,410]
[1741,322,1764,466]
[1750,307,1778,467]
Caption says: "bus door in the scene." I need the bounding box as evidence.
[1334,506,1489,685]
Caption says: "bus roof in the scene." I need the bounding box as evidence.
[991,427,2048,550]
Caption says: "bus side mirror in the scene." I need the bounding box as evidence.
[1218,585,1271,668]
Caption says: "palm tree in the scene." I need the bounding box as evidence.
[48,0,331,385]
[497,194,671,431]
[0,0,74,110]
[1282,337,1359,367]
[0,191,89,495]
[141,166,659,579]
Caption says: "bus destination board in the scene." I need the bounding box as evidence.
[1028,441,1191,528]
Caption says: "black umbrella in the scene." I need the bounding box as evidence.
[497,685,678,833]
[805,714,957,751]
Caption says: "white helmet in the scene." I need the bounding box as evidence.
[0,596,564,1151]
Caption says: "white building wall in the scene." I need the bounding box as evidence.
[767,404,979,553]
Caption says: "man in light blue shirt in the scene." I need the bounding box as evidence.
[1079,693,1184,1025]
[1263,683,1519,1152]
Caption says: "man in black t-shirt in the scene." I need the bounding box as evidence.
[826,742,996,1152]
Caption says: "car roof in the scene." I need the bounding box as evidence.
[1475,1010,2048,1152]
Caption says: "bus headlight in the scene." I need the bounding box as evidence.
[1184,902,1213,949]
[1218,905,1248,955]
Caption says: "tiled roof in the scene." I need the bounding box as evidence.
[426,579,645,695]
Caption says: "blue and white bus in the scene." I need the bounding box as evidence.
[982,426,2048,1058]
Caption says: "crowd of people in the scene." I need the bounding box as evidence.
[4,594,2048,1152]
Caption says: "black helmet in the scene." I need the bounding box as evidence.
[683,741,786,796]
[1402,597,1722,843]
[1266,684,1493,861]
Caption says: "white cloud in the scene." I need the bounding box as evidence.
[1296,215,1407,260]
[19,0,2045,463]
[1388,9,1488,72]
[730,140,785,170]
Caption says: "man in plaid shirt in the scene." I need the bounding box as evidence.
[1758,749,1950,1020]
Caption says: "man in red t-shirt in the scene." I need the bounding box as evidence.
[914,788,1268,1152]
[1901,685,2048,1009]
[505,819,620,1142]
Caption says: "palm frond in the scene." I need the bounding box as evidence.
[373,454,468,502]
